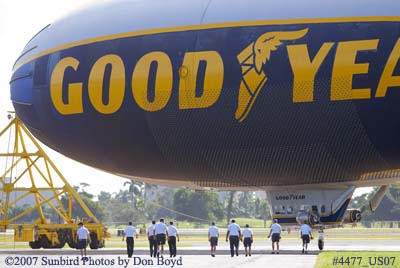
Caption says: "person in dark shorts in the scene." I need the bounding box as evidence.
[300,223,313,254]
[147,220,157,257]
[153,218,168,257]
[268,219,282,254]
[76,222,91,261]
[208,222,219,257]
[242,224,253,257]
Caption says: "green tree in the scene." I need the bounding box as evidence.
[98,191,111,203]
[226,191,236,224]
[60,188,106,222]
[123,180,144,209]
[172,189,224,222]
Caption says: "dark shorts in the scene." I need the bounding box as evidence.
[210,237,218,246]
[156,234,166,245]
[78,239,87,249]
[243,237,252,247]
[272,233,281,242]
[302,234,310,244]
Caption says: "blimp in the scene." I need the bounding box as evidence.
[9,0,400,249]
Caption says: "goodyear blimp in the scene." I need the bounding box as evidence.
[9,0,400,248]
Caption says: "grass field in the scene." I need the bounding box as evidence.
[110,218,271,229]
[315,251,400,268]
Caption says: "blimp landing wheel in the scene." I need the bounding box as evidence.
[318,229,324,250]
[318,238,324,250]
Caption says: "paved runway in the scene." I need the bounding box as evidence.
[0,239,399,268]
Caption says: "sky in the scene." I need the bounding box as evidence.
[0,0,131,196]
[0,1,371,197]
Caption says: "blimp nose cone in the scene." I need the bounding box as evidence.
[10,58,36,128]
[10,22,54,132]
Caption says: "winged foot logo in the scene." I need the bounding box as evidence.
[235,28,309,122]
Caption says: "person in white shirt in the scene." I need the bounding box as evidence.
[208,222,219,257]
[76,222,91,261]
[167,221,180,257]
[300,223,313,254]
[122,222,138,257]
[147,220,157,257]
[225,219,241,257]
[268,219,282,254]
[153,218,169,257]
[242,224,253,257]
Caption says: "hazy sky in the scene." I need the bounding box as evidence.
[0,0,130,196]
[0,1,371,197]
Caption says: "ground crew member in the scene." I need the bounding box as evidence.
[153,218,168,257]
[226,219,241,257]
[208,222,219,257]
[76,222,91,261]
[242,224,253,257]
[300,222,313,254]
[167,221,180,257]
[268,219,282,254]
[122,222,139,258]
[147,220,157,257]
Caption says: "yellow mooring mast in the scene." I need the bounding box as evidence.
[0,116,110,249]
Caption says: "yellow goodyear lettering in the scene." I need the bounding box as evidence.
[179,51,224,109]
[88,54,125,114]
[376,38,400,98]
[331,39,379,101]
[50,57,83,115]
[132,52,173,112]
[287,42,334,103]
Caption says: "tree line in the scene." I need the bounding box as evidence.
[5,181,271,226]
[7,182,400,226]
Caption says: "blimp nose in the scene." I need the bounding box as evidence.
[10,26,50,132]
[10,59,36,125]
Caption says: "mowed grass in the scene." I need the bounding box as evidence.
[111,218,270,230]
[315,251,400,268]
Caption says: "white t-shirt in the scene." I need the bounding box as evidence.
[154,222,167,235]
[242,228,252,238]
[147,225,155,236]
[208,226,219,237]
[77,226,89,240]
[271,223,282,234]
[227,223,241,236]
[168,225,178,237]
[300,224,312,235]
[125,225,137,237]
